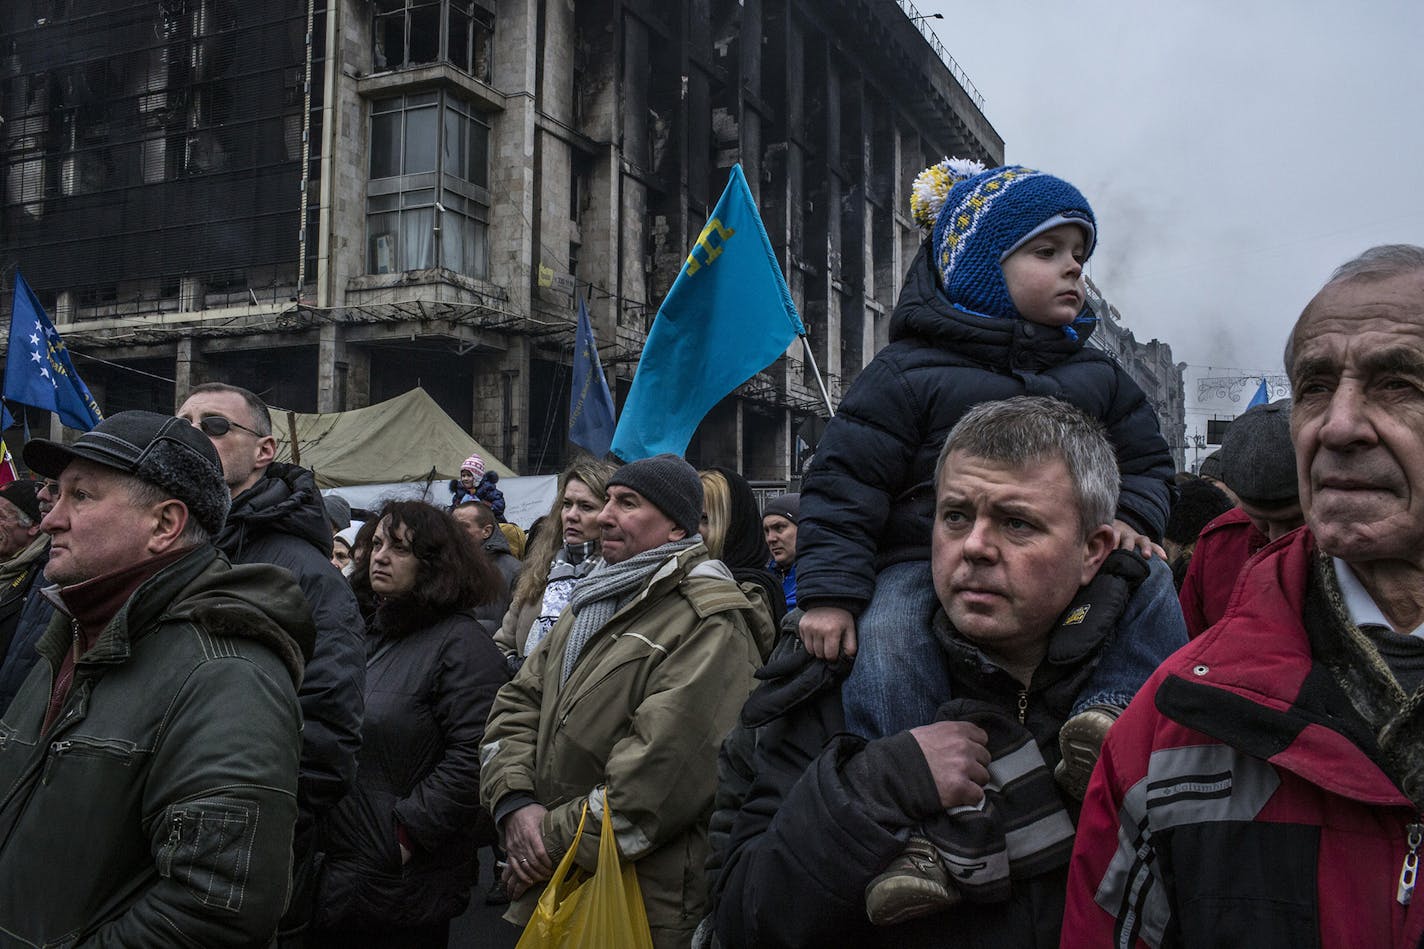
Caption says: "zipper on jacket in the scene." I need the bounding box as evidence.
[1397,822,1422,905]
[158,812,184,877]
[41,740,72,785]
[1016,689,1028,725]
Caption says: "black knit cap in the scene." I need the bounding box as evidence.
[762,492,800,523]
[1221,399,1297,506]
[0,480,43,524]
[24,411,231,537]
[607,453,703,536]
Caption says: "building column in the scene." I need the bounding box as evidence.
[471,336,529,472]
[174,335,206,406]
[317,323,347,412]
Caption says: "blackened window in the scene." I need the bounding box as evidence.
[372,0,494,83]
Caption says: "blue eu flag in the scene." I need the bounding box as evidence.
[611,164,805,461]
[4,273,103,431]
[568,298,617,458]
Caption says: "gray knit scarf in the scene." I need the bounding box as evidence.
[560,536,700,685]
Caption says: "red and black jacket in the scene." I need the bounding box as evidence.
[1065,529,1424,948]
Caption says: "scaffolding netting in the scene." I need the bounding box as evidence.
[0,0,325,309]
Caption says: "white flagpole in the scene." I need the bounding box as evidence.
[799,333,835,417]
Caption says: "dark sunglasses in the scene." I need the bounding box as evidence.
[195,416,263,438]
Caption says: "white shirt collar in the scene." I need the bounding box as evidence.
[1332,557,1424,639]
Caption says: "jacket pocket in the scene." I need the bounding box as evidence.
[156,797,259,912]
[1158,820,1321,948]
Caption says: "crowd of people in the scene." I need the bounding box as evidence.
[0,157,1419,949]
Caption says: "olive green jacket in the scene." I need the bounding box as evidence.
[480,544,772,946]
[0,545,313,948]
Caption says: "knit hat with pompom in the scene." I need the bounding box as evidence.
[911,159,1096,326]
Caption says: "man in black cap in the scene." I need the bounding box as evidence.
[1179,399,1305,636]
[0,411,314,946]
[481,454,774,949]
[0,480,51,713]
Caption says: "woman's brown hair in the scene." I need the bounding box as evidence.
[510,456,616,608]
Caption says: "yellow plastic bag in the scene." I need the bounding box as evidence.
[516,794,655,949]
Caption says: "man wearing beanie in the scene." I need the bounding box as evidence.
[482,453,773,949]
[1179,399,1305,637]
[762,492,800,609]
[0,411,314,945]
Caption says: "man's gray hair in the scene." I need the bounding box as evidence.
[1285,244,1424,374]
[934,396,1119,539]
[0,499,34,529]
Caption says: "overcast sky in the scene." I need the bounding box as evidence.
[917,0,1424,376]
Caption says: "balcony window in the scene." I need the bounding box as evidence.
[372,0,495,83]
[367,92,490,278]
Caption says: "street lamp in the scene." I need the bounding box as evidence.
[909,13,945,21]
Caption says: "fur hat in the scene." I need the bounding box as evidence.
[1165,479,1234,546]
[460,453,486,479]
[1222,399,1298,505]
[607,454,703,537]
[23,411,230,537]
[912,159,1096,325]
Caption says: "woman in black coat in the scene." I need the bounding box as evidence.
[312,500,509,949]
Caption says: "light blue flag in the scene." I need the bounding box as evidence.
[3,273,103,431]
[568,298,617,458]
[1246,377,1269,408]
[611,164,805,460]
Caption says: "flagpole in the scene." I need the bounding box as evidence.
[799,334,835,417]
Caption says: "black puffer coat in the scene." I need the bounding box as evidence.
[797,241,1174,613]
[217,462,366,812]
[315,604,509,929]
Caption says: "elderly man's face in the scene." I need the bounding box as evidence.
[0,498,37,559]
[1289,271,1424,565]
[597,485,685,565]
[932,450,1113,663]
[41,461,165,587]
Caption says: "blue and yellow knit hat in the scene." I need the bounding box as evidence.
[912,159,1096,321]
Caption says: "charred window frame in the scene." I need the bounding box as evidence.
[371,0,494,83]
[367,91,489,278]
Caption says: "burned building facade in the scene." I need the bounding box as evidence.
[1,0,1001,477]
